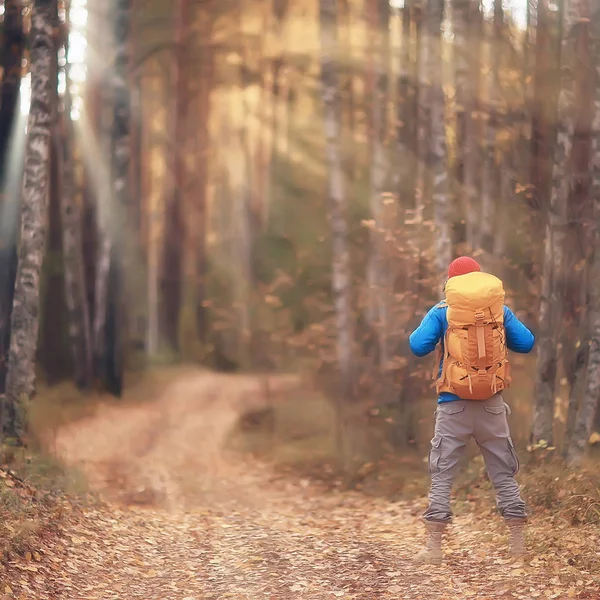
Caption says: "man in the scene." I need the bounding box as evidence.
[409,256,535,564]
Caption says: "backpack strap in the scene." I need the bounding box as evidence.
[474,310,487,373]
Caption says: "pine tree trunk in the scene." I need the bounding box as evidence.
[161,0,189,353]
[425,0,452,284]
[319,0,354,400]
[1,0,54,443]
[532,0,585,446]
[195,25,214,346]
[0,0,26,395]
[60,28,93,390]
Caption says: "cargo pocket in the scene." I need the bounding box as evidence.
[429,436,442,475]
[507,436,519,475]
[484,405,506,416]
[438,403,466,416]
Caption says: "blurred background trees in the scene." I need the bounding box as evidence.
[0,0,599,466]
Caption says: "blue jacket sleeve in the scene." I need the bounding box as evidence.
[409,306,445,357]
[503,306,535,353]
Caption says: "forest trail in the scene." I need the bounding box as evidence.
[7,372,600,600]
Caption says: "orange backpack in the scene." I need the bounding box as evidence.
[435,271,511,400]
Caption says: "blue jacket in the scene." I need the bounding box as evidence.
[409,303,535,403]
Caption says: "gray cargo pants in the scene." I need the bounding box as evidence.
[424,393,527,523]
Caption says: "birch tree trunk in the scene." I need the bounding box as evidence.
[1,0,54,443]
[60,27,93,390]
[532,0,585,446]
[319,0,354,400]
[425,0,452,284]
[566,11,600,465]
[0,0,26,395]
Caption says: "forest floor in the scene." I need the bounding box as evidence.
[1,371,600,600]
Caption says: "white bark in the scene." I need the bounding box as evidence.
[2,0,54,441]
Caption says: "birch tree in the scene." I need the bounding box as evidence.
[532,0,586,446]
[2,0,54,442]
[319,0,354,400]
[0,0,26,395]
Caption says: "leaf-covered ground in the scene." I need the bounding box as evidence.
[2,373,600,599]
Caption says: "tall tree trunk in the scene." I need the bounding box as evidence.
[396,0,414,202]
[532,0,586,446]
[238,2,256,367]
[414,0,428,228]
[463,0,482,253]
[562,11,594,450]
[2,0,54,443]
[566,8,600,465]
[104,0,132,396]
[529,1,561,277]
[425,0,452,285]
[479,1,502,262]
[452,0,470,241]
[366,0,390,355]
[319,0,354,402]
[195,24,214,347]
[59,19,93,390]
[161,0,189,354]
[0,0,26,395]
[90,0,114,390]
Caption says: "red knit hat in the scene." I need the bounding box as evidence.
[448,256,481,279]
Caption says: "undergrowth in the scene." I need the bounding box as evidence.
[0,449,87,563]
[228,389,600,525]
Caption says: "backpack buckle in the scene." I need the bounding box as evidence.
[478,369,487,376]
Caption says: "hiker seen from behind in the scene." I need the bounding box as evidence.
[409,256,535,565]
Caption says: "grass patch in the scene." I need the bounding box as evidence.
[0,449,88,562]
[30,365,203,442]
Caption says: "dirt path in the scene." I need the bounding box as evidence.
[5,372,599,599]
